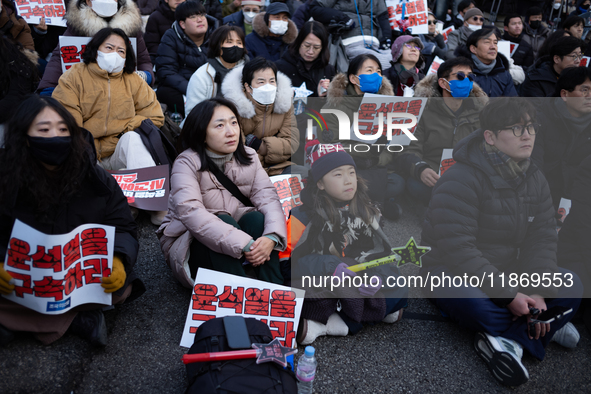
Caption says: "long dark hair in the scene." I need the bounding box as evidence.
[181,98,252,171]
[301,171,379,226]
[288,21,330,68]
[82,27,136,74]
[0,96,92,214]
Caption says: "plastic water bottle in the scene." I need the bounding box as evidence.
[170,105,182,126]
[296,346,317,394]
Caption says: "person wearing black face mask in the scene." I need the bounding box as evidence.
[0,96,144,347]
[185,25,249,119]
[522,6,551,59]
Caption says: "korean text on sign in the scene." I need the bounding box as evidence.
[2,220,114,314]
[180,269,305,348]
[386,0,429,34]
[270,174,304,220]
[15,0,67,27]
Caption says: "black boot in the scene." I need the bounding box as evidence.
[0,323,14,346]
[70,310,108,347]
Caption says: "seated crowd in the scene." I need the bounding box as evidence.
[1,0,591,387]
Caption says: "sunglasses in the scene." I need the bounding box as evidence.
[428,21,436,25]
[451,71,476,81]
[471,17,485,22]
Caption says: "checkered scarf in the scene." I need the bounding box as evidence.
[481,140,530,189]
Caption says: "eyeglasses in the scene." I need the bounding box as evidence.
[498,123,539,137]
[471,17,485,22]
[565,53,584,61]
[302,42,322,52]
[450,71,476,81]
[428,21,437,25]
[404,43,421,50]
[575,86,591,96]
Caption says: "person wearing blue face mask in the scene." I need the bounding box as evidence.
[396,56,489,206]
[321,54,406,221]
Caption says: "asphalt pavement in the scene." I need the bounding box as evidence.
[1,200,590,393]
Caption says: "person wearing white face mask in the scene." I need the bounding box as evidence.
[446,7,485,59]
[37,0,155,96]
[244,2,297,62]
[53,27,168,226]
[223,0,262,36]
[221,57,299,175]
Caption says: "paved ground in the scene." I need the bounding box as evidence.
[1,200,590,393]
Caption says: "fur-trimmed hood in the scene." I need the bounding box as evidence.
[221,65,294,119]
[65,0,142,36]
[326,73,394,106]
[414,73,488,101]
[251,12,298,44]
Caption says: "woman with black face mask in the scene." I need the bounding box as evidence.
[0,96,144,347]
[185,25,249,119]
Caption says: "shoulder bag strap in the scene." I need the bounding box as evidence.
[209,164,254,207]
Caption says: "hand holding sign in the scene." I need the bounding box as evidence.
[100,256,126,293]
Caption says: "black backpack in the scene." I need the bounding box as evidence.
[185,317,298,394]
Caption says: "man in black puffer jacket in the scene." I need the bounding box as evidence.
[155,1,217,117]
[421,98,582,387]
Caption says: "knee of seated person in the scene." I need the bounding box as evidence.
[217,214,240,228]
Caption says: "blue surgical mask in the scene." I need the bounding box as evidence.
[445,78,473,98]
[357,73,382,93]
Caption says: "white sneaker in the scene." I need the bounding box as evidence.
[551,322,579,348]
[474,332,529,386]
[382,309,403,323]
[326,313,349,336]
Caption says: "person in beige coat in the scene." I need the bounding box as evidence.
[157,98,287,287]
[221,57,299,176]
[53,27,166,225]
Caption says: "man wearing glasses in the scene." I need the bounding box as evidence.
[446,7,484,59]
[420,97,582,387]
[533,67,591,208]
[397,56,488,206]
[520,36,584,98]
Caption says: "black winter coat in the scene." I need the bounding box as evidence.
[0,49,38,124]
[456,46,518,97]
[244,12,298,62]
[532,98,591,206]
[155,18,216,94]
[421,129,560,303]
[557,154,591,295]
[0,155,145,302]
[275,51,336,98]
[502,31,535,69]
[519,57,558,98]
[223,10,245,32]
[145,0,176,63]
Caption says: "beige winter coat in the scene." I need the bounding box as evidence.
[156,147,287,287]
[221,65,299,176]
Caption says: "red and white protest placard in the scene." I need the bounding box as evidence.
[427,56,444,75]
[109,165,169,211]
[15,0,67,27]
[438,148,456,176]
[180,269,305,348]
[509,42,519,57]
[580,57,590,67]
[441,26,454,43]
[2,220,114,314]
[270,174,304,220]
[386,0,429,34]
[59,36,138,73]
[351,94,427,145]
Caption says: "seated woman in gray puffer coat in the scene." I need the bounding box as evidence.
[157,98,287,287]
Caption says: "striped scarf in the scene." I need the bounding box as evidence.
[481,140,530,189]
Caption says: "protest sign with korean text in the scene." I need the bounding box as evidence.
[15,0,67,27]
[109,165,169,211]
[270,174,304,220]
[180,269,305,348]
[2,220,114,314]
[59,36,137,73]
[349,94,427,145]
[438,148,456,176]
[386,0,429,34]
[441,26,454,43]
[427,56,444,75]
[581,57,590,68]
